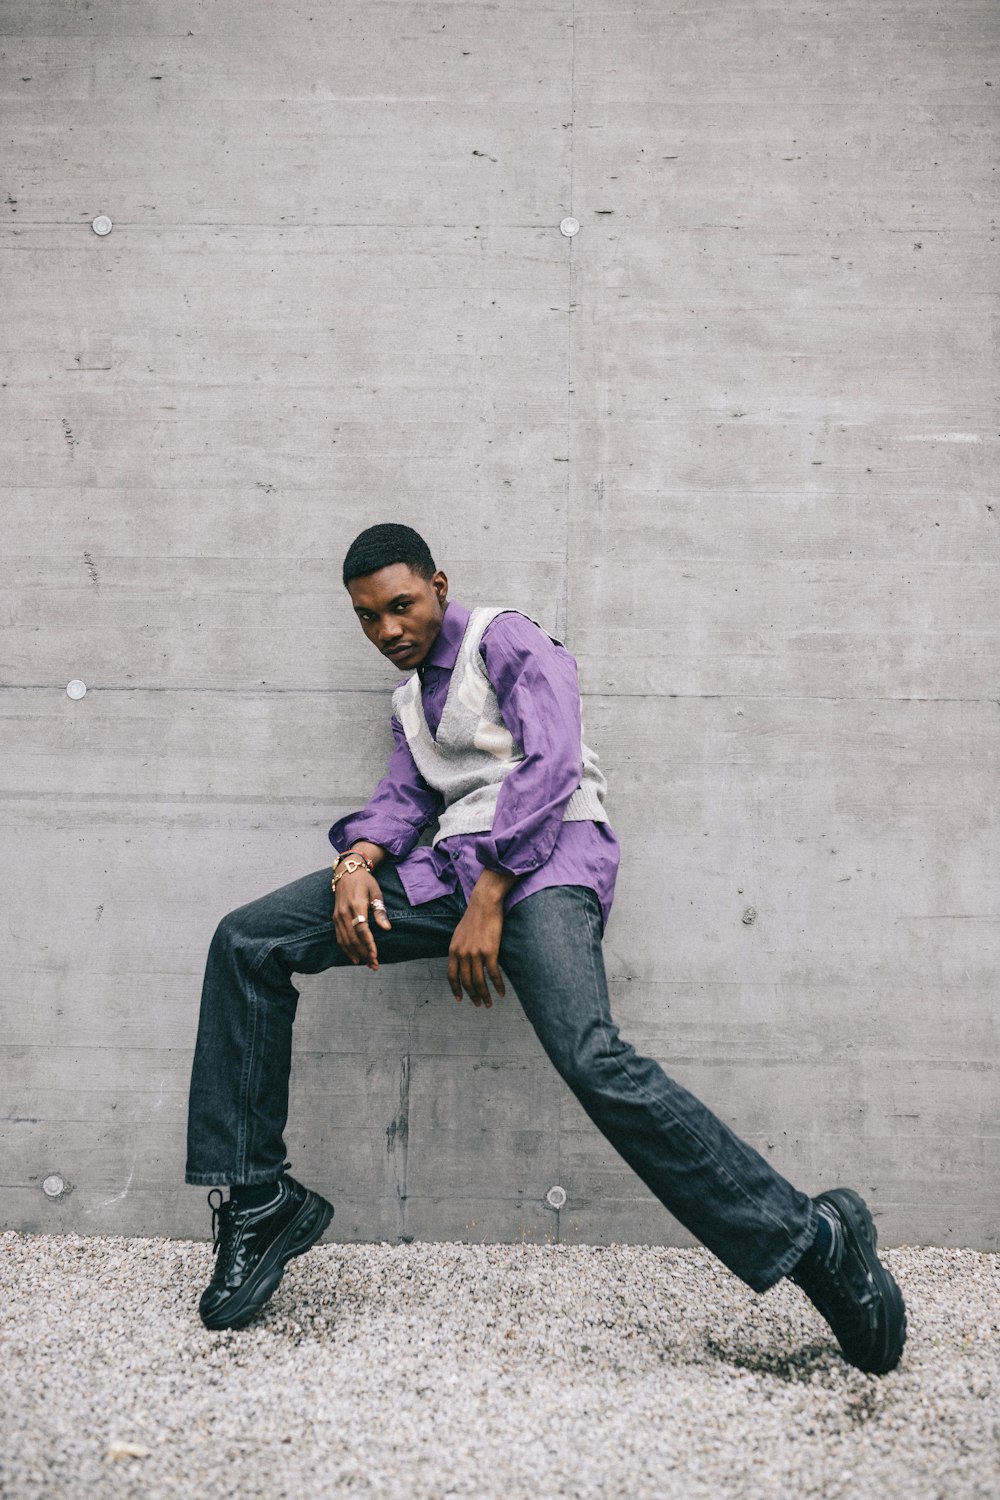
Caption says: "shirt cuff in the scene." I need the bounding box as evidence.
[473,833,543,878]
[328,811,423,860]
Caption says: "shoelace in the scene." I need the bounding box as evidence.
[208,1188,228,1253]
[208,1185,285,1262]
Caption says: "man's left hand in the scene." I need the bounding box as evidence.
[448,870,515,1008]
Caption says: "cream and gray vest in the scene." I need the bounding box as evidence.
[392,607,608,846]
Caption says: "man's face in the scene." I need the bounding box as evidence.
[347,563,449,671]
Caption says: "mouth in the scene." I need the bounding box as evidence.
[383,642,416,662]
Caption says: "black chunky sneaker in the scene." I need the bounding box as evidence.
[199,1175,334,1330]
[790,1187,906,1374]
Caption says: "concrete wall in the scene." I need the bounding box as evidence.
[2,1,996,1249]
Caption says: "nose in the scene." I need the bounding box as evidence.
[379,618,404,646]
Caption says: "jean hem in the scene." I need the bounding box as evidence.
[750,1202,819,1293]
[185,1168,287,1188]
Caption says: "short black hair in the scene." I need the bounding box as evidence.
[342,523,437,588]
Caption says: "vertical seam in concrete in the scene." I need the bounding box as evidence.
[562,0,576,648]
[559,0,577,1228]
[395,1051,410,1242]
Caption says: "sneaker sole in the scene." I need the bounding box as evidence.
[816,1187,907,1374]
[200,1192,334,1331]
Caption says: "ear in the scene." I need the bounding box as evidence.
[432,570,448,603]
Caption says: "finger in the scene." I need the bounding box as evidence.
[334,906,363,963]
[333,913,360,963]
[462,955,483,1008]
[353,914,380,970]
[458,953,475,1005]
[447,952,462,1002]
[370,898,392,931]
[485,956,506,1001]
[338,906,373,967]
[458,954,474,1005]
[473,957,493,1009]
[346,926,375,969]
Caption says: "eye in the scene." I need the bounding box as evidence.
[394,601,412,613]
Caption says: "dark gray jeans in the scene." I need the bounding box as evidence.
[186,865,816,1291]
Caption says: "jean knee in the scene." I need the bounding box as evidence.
[209,905,254,965]
[552,1026,626,1100]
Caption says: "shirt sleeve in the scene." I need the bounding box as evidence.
[328,714,442,858]
[472,612,585,877]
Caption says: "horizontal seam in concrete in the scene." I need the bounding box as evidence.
[0,790,343,805]
[3,1044,996,1072]
[1,686,997,704]
[1,220,569,231]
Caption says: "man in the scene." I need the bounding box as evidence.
[186,523,906,1374]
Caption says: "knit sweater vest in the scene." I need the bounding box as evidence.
[392,607,609,847]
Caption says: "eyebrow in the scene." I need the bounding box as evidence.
[355,593,412,613]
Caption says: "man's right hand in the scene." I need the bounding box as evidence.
[333,869,392,970]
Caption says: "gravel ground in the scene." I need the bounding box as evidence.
[1,1233,997,1499]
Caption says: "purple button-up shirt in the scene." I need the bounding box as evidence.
[328,601,619,925]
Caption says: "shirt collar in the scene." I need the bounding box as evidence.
[421,599,469,672]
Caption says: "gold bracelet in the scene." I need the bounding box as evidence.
[333,847,374,873]
[331,850,374,890]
